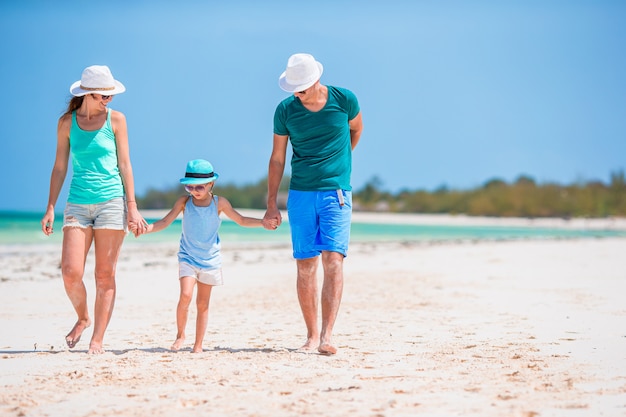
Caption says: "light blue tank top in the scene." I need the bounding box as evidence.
[68,109,124,204]
[178,196,222,270]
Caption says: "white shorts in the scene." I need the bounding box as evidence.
[179,262,223,286]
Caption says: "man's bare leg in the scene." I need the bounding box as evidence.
[318,251,344,355]
[296,257,320,350]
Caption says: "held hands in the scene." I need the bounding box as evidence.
[263,207,282,231]
[127,206,149,238]
[262,217,279,230]
[128,221,139,237]
[129,220,151,237]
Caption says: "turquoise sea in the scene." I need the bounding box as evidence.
[2,211,626,246]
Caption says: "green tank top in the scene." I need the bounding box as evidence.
[273,86,360,191]
[68,109,124,204]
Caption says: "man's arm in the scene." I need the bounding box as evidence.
[265,133,289,225]
[349,112,363,150]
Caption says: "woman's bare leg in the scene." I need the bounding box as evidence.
[61,227,93,349]
[89,229,125,354]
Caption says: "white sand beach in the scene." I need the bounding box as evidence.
[1,214,625,416]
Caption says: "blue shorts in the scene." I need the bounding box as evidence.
[63,197,127,231]
[287,189,352,259]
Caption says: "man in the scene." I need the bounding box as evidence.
[264,53,363,355]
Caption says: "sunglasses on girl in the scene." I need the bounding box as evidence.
[185,184,209,193]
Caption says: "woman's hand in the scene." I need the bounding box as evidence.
[41,208,55,236]
[127,205,148,237]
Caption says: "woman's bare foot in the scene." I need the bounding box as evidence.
[170,337,185,351]
[191,345,203,353]
[318,342,337,355]
[65,319,91,349]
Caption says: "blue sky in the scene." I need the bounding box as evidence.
[1,0,625,212]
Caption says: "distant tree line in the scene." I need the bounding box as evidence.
[138,177,290,211]
[137,170,626,218]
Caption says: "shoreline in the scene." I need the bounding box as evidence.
[2,209,625,230]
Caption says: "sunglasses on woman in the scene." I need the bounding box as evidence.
[92,93,112,100]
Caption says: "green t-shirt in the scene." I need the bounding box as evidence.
[273,86,360,191]
[68,109,124,204]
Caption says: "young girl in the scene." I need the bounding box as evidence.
[132,159,277,352]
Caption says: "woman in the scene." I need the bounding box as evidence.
[41,65,147,354]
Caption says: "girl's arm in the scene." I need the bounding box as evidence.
[217,196,276,229]
[130,196,186,236]
[143,196,187,234]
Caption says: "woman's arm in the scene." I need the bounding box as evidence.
[111,110,147,235]
[41,115,71,235]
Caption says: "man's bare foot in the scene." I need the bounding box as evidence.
[88,342,105,355]
[170,337,185,351]
[299,338,320,351]
[65,319,91,349]
[318,342,337,355]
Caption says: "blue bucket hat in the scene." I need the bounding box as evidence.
[180,159,219,185]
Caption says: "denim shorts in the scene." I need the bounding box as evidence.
[63,197,127,231]
[179,262,224,286]
[287,189,352,259]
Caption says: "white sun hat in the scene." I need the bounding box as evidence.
[69,65,126,97]
[278,53,324,93]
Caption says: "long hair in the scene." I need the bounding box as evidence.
[63,96,84,117]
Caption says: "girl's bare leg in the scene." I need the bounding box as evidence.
[192,282,213,353]
[61,227,93,349]
[89,229,125,354]
[171,277,195,351]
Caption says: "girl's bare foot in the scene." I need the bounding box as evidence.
[170,337,185,351]
[65,319,91,349]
